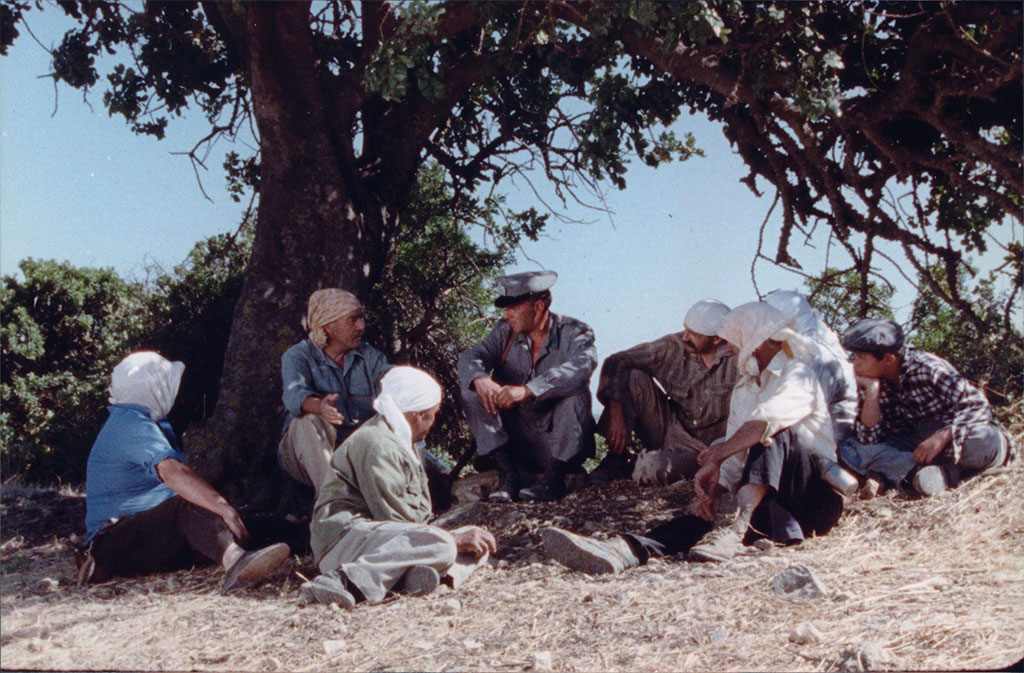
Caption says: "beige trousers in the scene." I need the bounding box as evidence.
[278,414,338,495]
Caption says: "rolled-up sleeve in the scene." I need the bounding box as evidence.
[526,321,597,400]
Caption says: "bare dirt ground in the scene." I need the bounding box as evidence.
[3,461,1023,672]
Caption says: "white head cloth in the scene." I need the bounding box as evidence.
[108,351,185,420]
[372,366,443,461]
[717,302,814,377]
[764,290,846,361]
[683,299,731,336]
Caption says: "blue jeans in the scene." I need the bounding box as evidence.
[840,420,1007,486]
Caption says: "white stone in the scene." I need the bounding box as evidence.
[440,598,462,616]
[788,622,823,644]
[532,651,553,671]
[322,640,345,655]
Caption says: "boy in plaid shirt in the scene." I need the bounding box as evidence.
[840,319,1014,495]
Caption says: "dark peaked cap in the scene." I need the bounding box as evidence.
[493,270,557,308]
[842,318,905,355]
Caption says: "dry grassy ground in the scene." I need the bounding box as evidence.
[3,460,1023,672]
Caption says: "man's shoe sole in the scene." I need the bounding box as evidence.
[540,527,618,574]
[396,565,440,596]
[912,465,948,496]
[223,542,291,590]
[300,576,356,607]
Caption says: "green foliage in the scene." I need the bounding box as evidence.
[1,260,148,481]
[804,267,896,332]
[369,163,547,461]
[907,266,1023,406]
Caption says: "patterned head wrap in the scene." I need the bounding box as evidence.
[108,351,185,420]
[304,288,362,349]
[372,366,443,462]
[717,302,814,377]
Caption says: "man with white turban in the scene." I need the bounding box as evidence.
[304,367,497,606]
[539,302,845,574]
[279,288,390,496]
[81,352,290,588]
[595,299,737,485]
[765,290,858,444]
[687,302,845,561]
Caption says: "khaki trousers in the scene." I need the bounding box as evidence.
[278,414,338,495]
[318,520,458,604]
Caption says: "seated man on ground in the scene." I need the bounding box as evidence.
[304,367,497,606]
[840,319,1015,496]
[765,290,859,494]
[81,352,290,588]
[541,303,845,573]
[457,271,597,502]
[279,288,390,496]
[595,299,736,485]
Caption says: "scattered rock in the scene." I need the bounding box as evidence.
[164,577,181,591]
[439,598,461,616]
[709,627,729,643]
[412,640,433,650]
[532,651,553,671]
[551,515,571,527]
[839,641,892,671]
[322,640,345,656]
[462,639,483,652]
[433,501,489,528]
[262,656,282,671]
[36,577,59,594]
[832,591,855,602]
[582,592,595,603]
[769,564,827,599]
[752,538,774,551]
[788,622,823,645]
[198,653,229,664]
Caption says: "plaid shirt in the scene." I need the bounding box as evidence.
[855,347,996,462]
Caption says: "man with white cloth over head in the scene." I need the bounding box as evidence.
[305,366,497,606]
[539,303,845,574]
[688,302,846,561]
[81,352,290,589]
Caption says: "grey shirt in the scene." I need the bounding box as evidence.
[457,312,597,400]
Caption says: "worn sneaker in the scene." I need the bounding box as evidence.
[688,525,743,563]
[823,463,860,497]
[223,542,291,590]
[912,465,950,496]
[300,575,357,607]
[540,527,639,574]
[395,565,440,596]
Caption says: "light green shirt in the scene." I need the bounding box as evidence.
[310,414,432,564]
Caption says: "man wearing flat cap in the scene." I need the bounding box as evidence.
[279,288,390,497]
[840,318,1015,496]
[458,271,597,502]
[595,299,738,486]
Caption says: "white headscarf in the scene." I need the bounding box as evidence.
[717,302,815,377]
[372,366,443,462]
[764,290,846,362]
[683,299,731,337]
[108,351,185,420]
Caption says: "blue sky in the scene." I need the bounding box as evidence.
[3,7,1017,400]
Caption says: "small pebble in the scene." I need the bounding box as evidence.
[532,650,553,671]
[753,539,774,551]
[36,577,59,594]
[462,639,483,651]
[439,598,461,616]
[322,640,345,656]
[788,622,823,644]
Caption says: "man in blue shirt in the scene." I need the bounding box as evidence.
[82,352,289,588]
[279,288,390,497]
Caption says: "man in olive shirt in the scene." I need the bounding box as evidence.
[595,299,737,485]
[304,367,496,606]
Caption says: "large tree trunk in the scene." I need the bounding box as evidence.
[186,3,390,508]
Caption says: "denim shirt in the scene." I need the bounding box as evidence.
[280,339,390,435]
[85,404,182,540]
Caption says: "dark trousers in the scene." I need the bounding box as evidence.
[626,429,843,560]
[90,496,235,577]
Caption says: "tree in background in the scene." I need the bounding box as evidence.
[3,2,1018,503]
[804,267,896,332]
[0,260,148,481]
